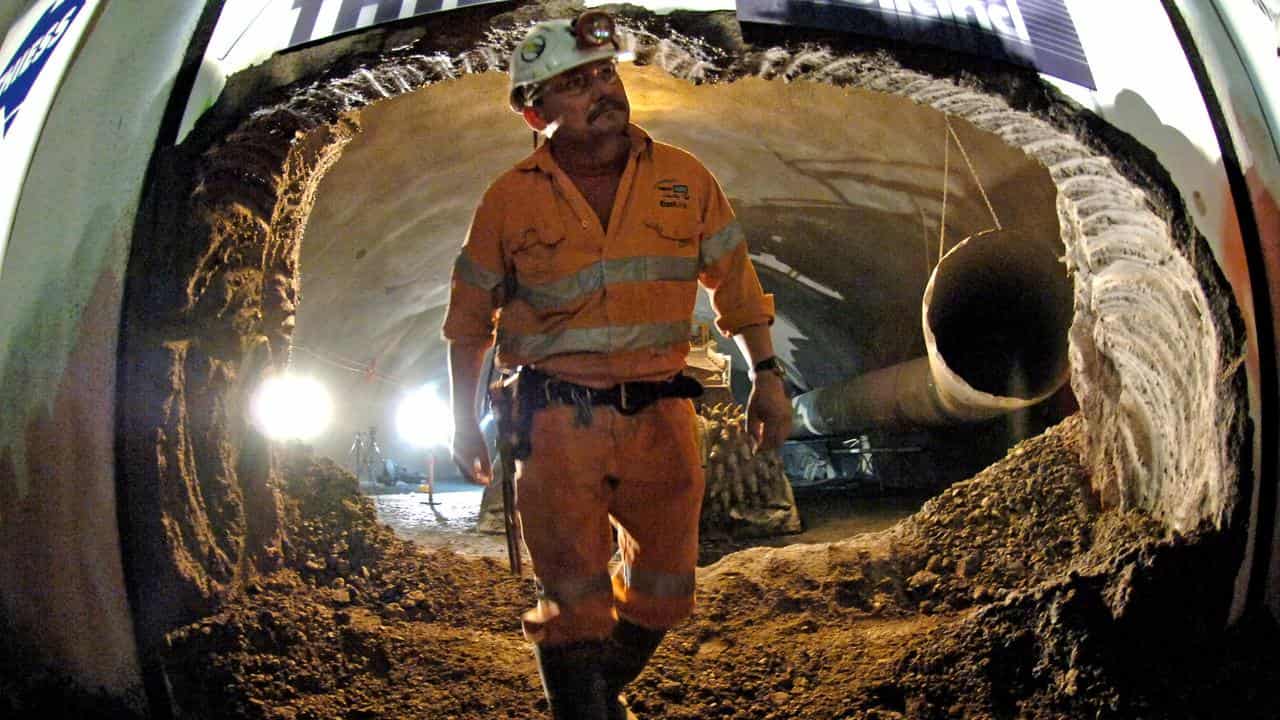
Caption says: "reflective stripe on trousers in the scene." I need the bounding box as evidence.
[516,397,704,646]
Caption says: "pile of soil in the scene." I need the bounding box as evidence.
[159,415,1280,719]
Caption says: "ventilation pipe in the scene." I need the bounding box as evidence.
[791,228,1073,436]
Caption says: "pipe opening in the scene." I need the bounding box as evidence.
[927,229,1073,400]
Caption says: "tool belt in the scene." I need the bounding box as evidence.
[492,367,703,461]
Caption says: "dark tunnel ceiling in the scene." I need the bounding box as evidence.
[293,67,1062,462]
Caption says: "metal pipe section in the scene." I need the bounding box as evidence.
[791,228,1073,436]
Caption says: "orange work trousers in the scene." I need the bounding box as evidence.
[516,397,704,647]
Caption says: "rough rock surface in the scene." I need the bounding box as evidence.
[148,415,1278,720]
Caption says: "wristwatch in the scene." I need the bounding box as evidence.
[750,356,785,381]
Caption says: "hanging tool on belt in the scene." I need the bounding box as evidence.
[488,367,705,576]
[489,372,525,577]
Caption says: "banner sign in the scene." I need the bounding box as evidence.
[1,0,87,139]
[0,0,100,275]
[735,0,1095,90]
[285,0,507,49]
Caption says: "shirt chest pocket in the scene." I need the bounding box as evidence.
[509,221,566,287]
[643,214,702,260]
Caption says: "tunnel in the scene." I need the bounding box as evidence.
[2,1,1276,718]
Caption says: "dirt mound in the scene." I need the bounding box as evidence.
[162,456,538,719]
[156,417,1279,719]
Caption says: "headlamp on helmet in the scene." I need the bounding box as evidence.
[572,11,617,49]
[507,11,631,114]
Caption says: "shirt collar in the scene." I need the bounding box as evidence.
[515,123,654,173]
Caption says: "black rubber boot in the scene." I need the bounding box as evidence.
[533,641,611,720]
[603,620,667,720]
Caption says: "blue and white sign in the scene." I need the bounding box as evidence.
[0,0,100,276]
[0,0,86,138]
[735,0,1095,90]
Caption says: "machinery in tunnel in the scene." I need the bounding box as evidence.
[1,0,1277,715]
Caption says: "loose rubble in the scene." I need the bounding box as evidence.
[147,414,1278,719]
[698,402,804,539]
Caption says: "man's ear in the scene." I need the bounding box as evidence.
[522,105,548,132]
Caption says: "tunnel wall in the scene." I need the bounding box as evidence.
[1058,0,1279,621]
[0,2,209,703]
[117,0,1239,635]
[0,0,1267,710]
[732,37,1244,537]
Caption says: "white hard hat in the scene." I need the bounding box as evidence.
[508,12,628,113]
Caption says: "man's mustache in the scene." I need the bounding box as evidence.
[588,98,626,122]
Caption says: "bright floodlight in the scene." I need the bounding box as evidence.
[396,383,453,449]
[252,373,333,441]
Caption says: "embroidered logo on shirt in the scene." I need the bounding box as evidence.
[656,179,690,208]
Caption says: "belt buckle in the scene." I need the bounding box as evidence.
[618,382,629,412]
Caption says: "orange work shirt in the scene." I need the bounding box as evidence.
[441,124,774,388]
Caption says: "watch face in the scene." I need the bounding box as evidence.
[751,357,784,381]
[754,357,781,373]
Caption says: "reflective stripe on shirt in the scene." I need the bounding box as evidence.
[500,319,691,360]
[700,219,745,270]
[454,252,504,291]
[514,255,699,310]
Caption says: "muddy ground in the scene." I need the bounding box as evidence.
[141,415,1279,718]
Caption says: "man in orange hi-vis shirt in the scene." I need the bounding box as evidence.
[442,11,791,719]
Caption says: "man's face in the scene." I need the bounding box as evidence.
[534,59,630,141]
